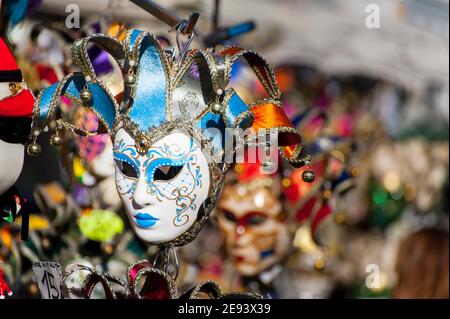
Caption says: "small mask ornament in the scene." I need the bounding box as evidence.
[283,108,355,275]
[30,30,312,246]
[0,37,34,240]
[0,37,34,194]
[69,106,121,210]
[217,153,290,277]
[72,107,116,180]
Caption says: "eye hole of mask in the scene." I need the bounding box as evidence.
[153,165,184,181]
[115,159,138,179]
[246,213,268,226]
[222,210,238,223]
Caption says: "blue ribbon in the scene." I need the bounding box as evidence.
[36,73,117,132]
[125,30,168,132]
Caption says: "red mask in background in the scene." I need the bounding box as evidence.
[217,158,290,277]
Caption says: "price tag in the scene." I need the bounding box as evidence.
[32,261,62,299]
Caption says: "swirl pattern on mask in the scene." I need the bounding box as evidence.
[145,140,203,227]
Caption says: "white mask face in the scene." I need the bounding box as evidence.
[113,128,210,244]
[0,139,24,195]
[90,139,115,178]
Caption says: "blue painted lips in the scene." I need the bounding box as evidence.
[134,213,159,228]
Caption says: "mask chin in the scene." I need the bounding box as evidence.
[0,139,24,194]
[236,263,262,277]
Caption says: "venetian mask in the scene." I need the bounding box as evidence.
[217,155,290,277]
[217,180,290,277]
[30,30,310,246]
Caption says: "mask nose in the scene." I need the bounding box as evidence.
[132,177,154,208]
[234,225,252,246]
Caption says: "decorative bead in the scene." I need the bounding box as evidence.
[216,88,224,96]
[27,282,38,296]
[42,238,50,248]
[323,189,333,200]
[211,102,223,114]
[302,169,316,183]
[27,142,41,156]
[9,82,21,95]
[135,134,150,155]
[103,243,114,255]
[139,139,148,149]
[129,60,136,67]
[50,134,64,147]
[315,258,325,270]
[124,73,136,86]
[302,155,312,166]
[80,88,93,104]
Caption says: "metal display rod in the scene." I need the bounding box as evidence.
[129,0,255,48]
[129,0,199,35]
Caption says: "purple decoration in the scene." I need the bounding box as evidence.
[72,184,92,207]
[189,63,200,81]
[87,46,114,75]
[90,22,101,34]
[27,0,42,12]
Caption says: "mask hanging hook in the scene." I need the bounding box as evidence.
[164,244,179,281]
[153,244,179,281]
[129,0,199,65]
[174,20,195,67]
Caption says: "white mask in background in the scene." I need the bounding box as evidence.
[70,106,120,209]
[0,83,12,99]
[89,139,115,178]
[72,107,116,179]
[36,29,65,66]
[0,139,24,194]
[113,128,210,244]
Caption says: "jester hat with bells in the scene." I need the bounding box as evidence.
[29,29,313,247]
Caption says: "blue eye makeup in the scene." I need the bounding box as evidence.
[145,157,187,184]
[114,137,197,204]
